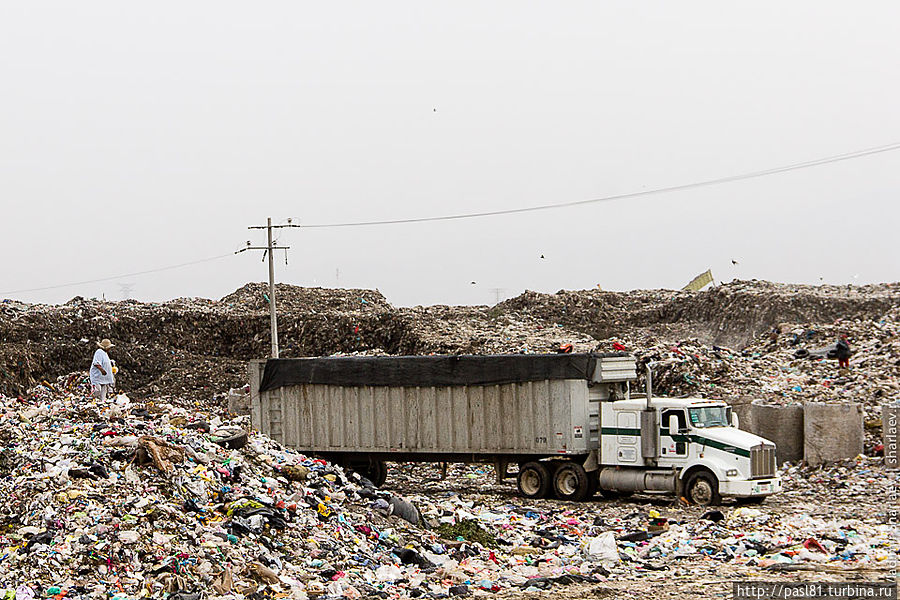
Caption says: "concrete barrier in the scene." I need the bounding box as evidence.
[729,396,755,433]
[227,386,251,416]
[749,401,804,465]
[883,404,899,469]
[804,403,863,466]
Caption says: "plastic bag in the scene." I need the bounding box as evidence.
[585,531,619,563]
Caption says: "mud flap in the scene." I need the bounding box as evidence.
[583,450,599,473]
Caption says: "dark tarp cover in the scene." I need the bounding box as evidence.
[259,353,621,392]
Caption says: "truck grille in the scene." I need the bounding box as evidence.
[750,444,776,479]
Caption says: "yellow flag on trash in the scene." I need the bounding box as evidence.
[682,269,714,291]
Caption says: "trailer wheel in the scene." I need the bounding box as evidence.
[365,460,388,487]
[517,462,551,499]
[552,462,591,502]
[684,470,721,506]
[348,459,388,487]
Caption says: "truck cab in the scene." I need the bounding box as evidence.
[595,397,781,505]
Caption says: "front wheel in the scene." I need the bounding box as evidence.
[684,470,721,506]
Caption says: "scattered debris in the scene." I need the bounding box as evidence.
[0,281,898,597]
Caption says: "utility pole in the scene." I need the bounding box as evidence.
[118,283,135,299]
[489,287,507,304]
[236,217,300,358]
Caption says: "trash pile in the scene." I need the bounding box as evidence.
[391,459,898,584]
[401,304,598,356]
[499,281,900,349]
[220,283,393,314]
[2,281,898,402]
[613,306,900,440]
[1,377,436,598]
[0,286,410,399]
[2,379,896,598]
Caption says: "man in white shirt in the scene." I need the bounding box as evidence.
[90,339,116,401]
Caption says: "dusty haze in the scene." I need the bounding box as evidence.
[1,2,898,307]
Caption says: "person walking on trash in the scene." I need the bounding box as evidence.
[90,339,116,401]
[836,334,851,370]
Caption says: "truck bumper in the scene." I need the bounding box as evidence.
[719,476,782,497]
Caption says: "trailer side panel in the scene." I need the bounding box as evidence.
[252,362,591,457]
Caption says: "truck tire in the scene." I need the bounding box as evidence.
[210,427,249,450]
[517,462,551,499]
[552,462,591,502]
[348,459,388,487]
[365,460,388,487]
[684,470,721,506]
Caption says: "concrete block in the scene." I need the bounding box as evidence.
[729,396,755,433]
[803,403,863,466]
[883,404,900,469]
[749,401,804,465]
[227,386,251,416]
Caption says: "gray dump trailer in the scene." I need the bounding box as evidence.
[250,353,634,497]
[250,353,781,504]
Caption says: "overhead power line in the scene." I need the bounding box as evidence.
[3,140,897,298]
[0,253,234,297]
[298,141,900,228]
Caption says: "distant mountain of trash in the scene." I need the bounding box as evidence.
[1,280,898,401]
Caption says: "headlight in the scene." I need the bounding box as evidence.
[726,469,738,477]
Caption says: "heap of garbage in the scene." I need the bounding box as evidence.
[1,377,897,598]
[0,286,407,398]
[498,280,900,348]
[616,306,900,432]
[2,280,898,401]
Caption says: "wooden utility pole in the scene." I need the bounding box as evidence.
[236,217,300,358]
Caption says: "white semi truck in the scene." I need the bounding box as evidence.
[250,353,781,505]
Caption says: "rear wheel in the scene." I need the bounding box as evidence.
[517,462,551,499]
[349,459,387,487]
[365,460,388,487]
[552,462,591,502]
[684,470,721,506]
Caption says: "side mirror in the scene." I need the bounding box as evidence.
[668,415,680,435]
[731,413,739,428]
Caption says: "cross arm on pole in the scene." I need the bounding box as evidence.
[248,218,302,230]
[235,246,291,254]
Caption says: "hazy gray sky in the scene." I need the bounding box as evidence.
[2,2,898,307]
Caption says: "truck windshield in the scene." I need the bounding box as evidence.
[688,406,729,428]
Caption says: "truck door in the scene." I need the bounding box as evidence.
[660,409,688,458]
[615,411,639,463]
